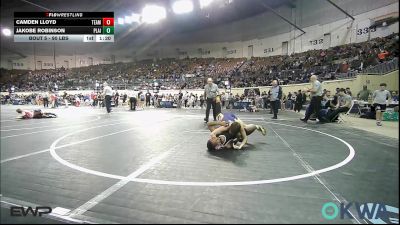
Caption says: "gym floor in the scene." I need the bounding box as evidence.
[1,105,398,224]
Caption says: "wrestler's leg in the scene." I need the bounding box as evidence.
[245,124,267,136]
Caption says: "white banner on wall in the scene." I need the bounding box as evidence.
[356,19,373,42]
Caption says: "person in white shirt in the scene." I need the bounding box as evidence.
[301,75,323,123]
[102,82,113,113]
[372,83,392,126]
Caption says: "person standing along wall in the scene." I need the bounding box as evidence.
[114,91,120,107]
[50,92,56,108]
[63,91,68,108]
[373,83,391,126]
[357,85,372,101]
[200,95,205,109]
[123,93,127,104]
[184,92,189,108]
[294,90,303,113]
[129,91,137,111]
[178,91,183,108]
[43,91,49,108]
[145,90,151,107]
[269,80,282,119]
[221,93,226,108]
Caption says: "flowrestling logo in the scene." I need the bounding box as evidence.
[321,202,399,224]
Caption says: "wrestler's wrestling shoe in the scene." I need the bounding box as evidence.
[257,125,267,136]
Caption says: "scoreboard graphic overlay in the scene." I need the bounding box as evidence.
[14,12,114,42]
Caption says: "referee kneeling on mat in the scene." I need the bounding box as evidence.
[204,78,220,122]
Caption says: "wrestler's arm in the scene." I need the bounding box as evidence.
[210,125,229,137]
[224,140,233,149]
[234,118,246,126]
[234,125,248,150]
[207,121,227,131]
[208,121,227,126]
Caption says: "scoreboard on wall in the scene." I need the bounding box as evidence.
[14,12,114,42]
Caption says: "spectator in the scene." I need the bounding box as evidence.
[114,91,120,107]
[372,83,391,126]
[392,91,399,102]
[281,93,287,111]
[178,91,183,108]
[324,88,352,122]
[200,94,205,109]
[1,34,398,92]
[122,93,127,104]
[145,90,151,107]
[129,92,137,111]
[378,49,389,63]
[269,80,282,119]
[294,90,303,113]
[357,85,372,101]
[43,91,49,108]
[345,87,352,97]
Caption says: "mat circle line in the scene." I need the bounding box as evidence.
[49,121,356,186]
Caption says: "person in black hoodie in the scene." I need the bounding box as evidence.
[294,90,303,113]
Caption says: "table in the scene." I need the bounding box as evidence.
[12,99,25,105]
[233,101,251,109]
[160,101,175,108]
[350,100,399,115]
[355,100,398,108]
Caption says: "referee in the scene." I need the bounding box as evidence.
[102,82,113,113]
[301,75,323,123]
[204,78,219,122]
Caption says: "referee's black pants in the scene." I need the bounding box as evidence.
[43,97,49,108]
[270,100,280,118]
[304,96,322,121]
[129,97,137,110]
[205,98,217,121]
[105,95,112,113]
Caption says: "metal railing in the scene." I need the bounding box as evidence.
[362,57,399,75]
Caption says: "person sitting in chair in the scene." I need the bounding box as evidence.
[322,88,352,122]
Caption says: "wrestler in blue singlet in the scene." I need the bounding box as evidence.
[217,112,238,124]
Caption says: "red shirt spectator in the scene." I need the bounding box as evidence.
[378,50,389,60]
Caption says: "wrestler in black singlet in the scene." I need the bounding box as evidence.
[217,130,237,146]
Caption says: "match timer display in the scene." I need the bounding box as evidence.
[14,12,114,42]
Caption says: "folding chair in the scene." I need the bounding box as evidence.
[345,100,355,116]
[338,104,354,123]
[347,100,363,117]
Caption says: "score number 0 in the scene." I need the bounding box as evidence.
[103,18,114,26]
[102,18,114,34]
